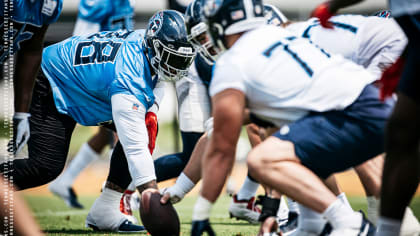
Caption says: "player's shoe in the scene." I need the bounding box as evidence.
[401,207,420,236]
[228,194,261,224]
[329,211,376,236]
[86,197,145,233]
[120,190,140,224]
[48,183,84,209]
[279,211,298,235]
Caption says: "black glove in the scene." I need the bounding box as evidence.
[191,219,216,236]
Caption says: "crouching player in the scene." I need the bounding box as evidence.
[0,10,195,232]
[189,0,395,234]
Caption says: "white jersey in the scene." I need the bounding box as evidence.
[286,15,407,81]
[175,62,211,132]
[389,0,420,17]
[209,25,373,127]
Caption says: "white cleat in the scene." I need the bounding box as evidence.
[86,193,144,232]
[228,194,261,224]
[49,181,84,209]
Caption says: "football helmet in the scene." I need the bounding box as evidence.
[143,10,196,82]
[202,0,266,58]
[264,4,288,26]
[185,0,215,64]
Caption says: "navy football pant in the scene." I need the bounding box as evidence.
[0,73,76,190]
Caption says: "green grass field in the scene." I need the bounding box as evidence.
[24,195,420,236]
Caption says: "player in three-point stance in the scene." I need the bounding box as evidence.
[0,10,195,233]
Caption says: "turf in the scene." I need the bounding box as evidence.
[24,194,420,236]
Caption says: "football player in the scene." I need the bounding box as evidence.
[190,0,395,235]
[377,0,420,235]
[0,10,195,232]
[1,0,63,155]
[49,0,137,211]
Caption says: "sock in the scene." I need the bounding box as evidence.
[59,143,100,186]
[377,216,402,236]
[323,199,362,229]
[277,197,289,220]
[367,196,379,225]
[287,197,300,214]
[337,192,352,210]
[89,187,125,231]
[237,176,259,200]
[298,203,327,234]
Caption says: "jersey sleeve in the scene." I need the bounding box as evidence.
[209,57,247,97]
[111,93,156,187]
[77,0,111,24]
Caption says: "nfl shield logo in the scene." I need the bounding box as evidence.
[132,103,139,110]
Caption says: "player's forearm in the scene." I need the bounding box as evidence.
[200,146,236,202]
[329,0,364,12]
[182,134,208,183]
[14,51,42,112]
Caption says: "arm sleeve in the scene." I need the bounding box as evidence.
[111,93,156,187]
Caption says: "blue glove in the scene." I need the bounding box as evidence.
[191,219,215,236]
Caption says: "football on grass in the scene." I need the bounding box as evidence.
[140,189,180,236]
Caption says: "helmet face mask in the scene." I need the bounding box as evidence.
[188,22,218,64]
[144,10,196,82]
[185,1,218,64]
[264,4,288,26]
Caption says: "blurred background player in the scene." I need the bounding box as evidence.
[49,0,137,210]
[377,0,420,235]
[2,0,63,155]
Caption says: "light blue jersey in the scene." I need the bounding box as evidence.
[78,0,134,31]
[41,29,156,126]
[0,0,63,62]
[2,0,63,27]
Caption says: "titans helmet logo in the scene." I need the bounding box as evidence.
[148,12,163,36]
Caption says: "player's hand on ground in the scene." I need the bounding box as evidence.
[8,112,31,154]
[311,2,334,28]
[191,219,215,236]
[160,185,185,204]
[145,111,158,154]
[379,56,405,101]
[257,217,281,236]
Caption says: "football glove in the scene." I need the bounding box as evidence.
[379,56,405,101]
[191,219,215,236]
[311,2,334,29]
[8,112,31,154]
[145,112,158,154]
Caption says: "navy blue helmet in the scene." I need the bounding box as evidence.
[264,4,288,26]
[202,0,266,57]
[185,0,215,64]
[144,10,196,81]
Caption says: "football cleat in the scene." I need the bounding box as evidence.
[329,211,376,236]
[228,194,261,224]
[49,183,84,209]
[280,211,298,235]
[401,207,420,236]
[86,219,146,233]
[120,190,140,224]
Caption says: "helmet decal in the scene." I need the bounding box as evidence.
[148,12,164,36]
